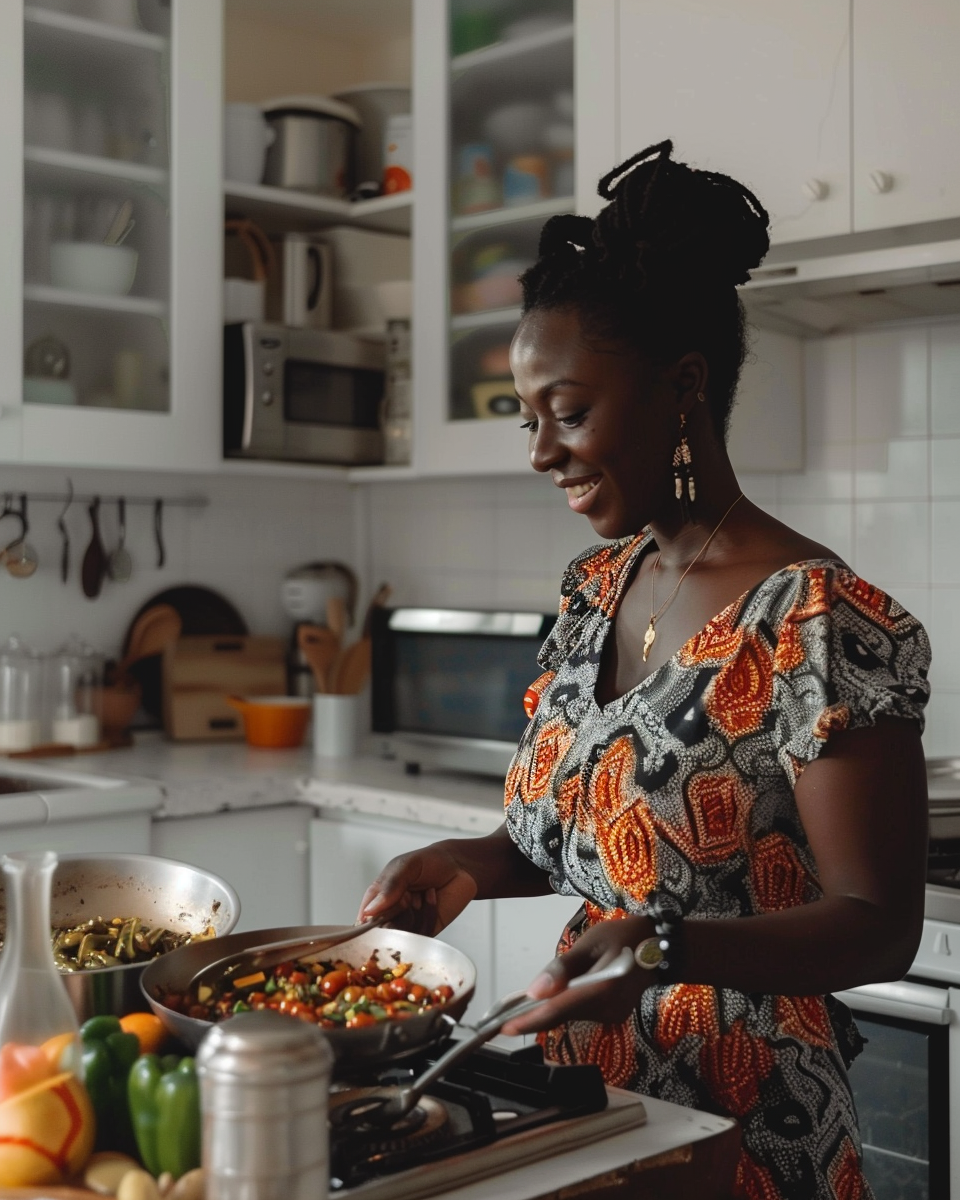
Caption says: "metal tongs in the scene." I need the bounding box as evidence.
[330,947,636,1131]
[186,916,388,993]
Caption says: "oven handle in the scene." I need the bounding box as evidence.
[834,981,952,1025]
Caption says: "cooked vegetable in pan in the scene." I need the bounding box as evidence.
[0,917,216,971]
[160,951,455,1029]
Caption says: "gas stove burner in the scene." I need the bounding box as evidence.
[330,1088,449,1150]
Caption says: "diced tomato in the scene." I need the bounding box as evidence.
[288,971,309,986]
[345,1012,377,1028]
[406,983,428,1003]
[320,970,349,998]
[432,985,454,1003]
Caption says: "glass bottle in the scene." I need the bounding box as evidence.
[0,851,95,1188]
[49,636,103,748]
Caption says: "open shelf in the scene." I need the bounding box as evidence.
[25,5,167,57]
[452,195,574,234]
[25,145,167,191]
[224,181,413,235]
[24,284,166,317]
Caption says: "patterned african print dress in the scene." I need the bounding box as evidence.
[504,531,930,1200]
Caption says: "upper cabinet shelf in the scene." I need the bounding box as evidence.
[25,145,167,190]
[452,22,573,75]
[223,181,412,235]
[24,5,167,58]
[451,194,573,233]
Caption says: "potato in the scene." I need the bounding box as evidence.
[84,1150,140,1196]
[170,1167,205,1200]
[117,1168,163,1200]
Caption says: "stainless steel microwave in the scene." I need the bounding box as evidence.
[370,606,556,778]
[223,322,385,465]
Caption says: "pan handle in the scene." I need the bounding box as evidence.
[401,947,635,1111]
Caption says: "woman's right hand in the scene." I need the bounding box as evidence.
[356,842,479,936]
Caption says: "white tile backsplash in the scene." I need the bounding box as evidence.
[360,323,960,754]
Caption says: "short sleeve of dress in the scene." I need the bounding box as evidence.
[537,536,641,670]
[773,564,931,782]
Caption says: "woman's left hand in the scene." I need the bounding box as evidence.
[501,914,653,1036]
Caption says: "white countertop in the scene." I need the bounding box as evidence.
[31,735,506,832]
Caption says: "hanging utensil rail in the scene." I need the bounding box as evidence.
[5,492,207,510]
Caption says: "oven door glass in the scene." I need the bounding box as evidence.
[846,1013,950,1200]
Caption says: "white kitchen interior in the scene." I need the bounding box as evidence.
[1,0,960,1197]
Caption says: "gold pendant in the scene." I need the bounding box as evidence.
[642,622,656,663]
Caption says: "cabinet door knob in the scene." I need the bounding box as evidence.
[802,178,829,202]
[868,170,894,195]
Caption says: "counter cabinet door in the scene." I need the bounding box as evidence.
[310,813,496,1018]
[152,806,312,933]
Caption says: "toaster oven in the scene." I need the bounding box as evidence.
[223,321,385,465]
[370,606,556,778]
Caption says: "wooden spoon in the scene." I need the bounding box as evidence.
[333,636,371,695]
[80,497,107,598]
[297,623,340,693]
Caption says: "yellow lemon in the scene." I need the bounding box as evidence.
[0,1069,95,1187]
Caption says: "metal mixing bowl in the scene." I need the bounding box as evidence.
[0,853,240,1023]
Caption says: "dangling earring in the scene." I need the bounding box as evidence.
[672,414,695,522]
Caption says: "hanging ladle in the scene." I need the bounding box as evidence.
[0,495,39,579]
[107,497,132,582]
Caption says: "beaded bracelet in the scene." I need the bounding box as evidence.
[634,892,684,983]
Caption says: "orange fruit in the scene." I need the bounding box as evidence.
[119,1012,169,1056]
[0,1069,95,1186]
[39,1032,76,1073]
[0,1044,53,1103]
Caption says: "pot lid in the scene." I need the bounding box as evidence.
[261,94,361,127]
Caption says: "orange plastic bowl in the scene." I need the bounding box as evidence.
[225,695,312,749]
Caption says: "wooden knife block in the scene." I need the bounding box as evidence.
[163,635,287,740]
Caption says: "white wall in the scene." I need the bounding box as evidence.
[0,464,353,657]
[360,317,960,759]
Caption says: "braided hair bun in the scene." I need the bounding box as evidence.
[520,141,771,438]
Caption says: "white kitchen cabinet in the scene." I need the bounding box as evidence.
[0,812,151,856]
[311,811,496,1016]
[615,0,851,246]
[310,810,581,1020]
[152,805,311,933]
[852,0,960,232]
[0,1,222,471]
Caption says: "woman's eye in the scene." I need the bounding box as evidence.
[519,418,538,432]
[559,412,586,428]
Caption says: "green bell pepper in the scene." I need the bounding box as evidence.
[128,1053,201,1180]
[80,1015,141,1153]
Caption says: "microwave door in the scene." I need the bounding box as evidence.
[281,357,384,465]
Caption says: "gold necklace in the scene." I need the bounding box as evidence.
[642,493,744,663]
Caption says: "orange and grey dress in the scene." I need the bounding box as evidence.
[504,532,930,1200]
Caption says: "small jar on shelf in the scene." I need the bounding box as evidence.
[0,636,42,752]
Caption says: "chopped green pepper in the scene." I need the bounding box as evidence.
[80,1014,140,1154]
[128,1054,201,1180]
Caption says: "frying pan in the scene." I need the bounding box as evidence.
[141,924,476,1073]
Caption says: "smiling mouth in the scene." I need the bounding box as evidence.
[563,478,601,513]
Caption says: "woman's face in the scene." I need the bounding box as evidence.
[510,306,680,540]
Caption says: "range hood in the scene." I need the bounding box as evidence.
[740,220,960,337]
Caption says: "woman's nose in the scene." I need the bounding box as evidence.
[529,423,566,474]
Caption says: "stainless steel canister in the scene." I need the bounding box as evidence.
[197,1010,333,1200]
[262,96,360,197]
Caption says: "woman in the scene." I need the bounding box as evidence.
[358,142,930,1200]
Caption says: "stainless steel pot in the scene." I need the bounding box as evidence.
[0,853,240,1023]
[141,924,476,1074]
[262,96,361,197]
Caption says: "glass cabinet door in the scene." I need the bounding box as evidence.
[447,0,574,423]
[22,0,170,414]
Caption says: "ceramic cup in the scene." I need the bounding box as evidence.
[312,693,360,759]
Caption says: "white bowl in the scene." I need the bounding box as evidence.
[481,102,550,155]
[50,242,138,296]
